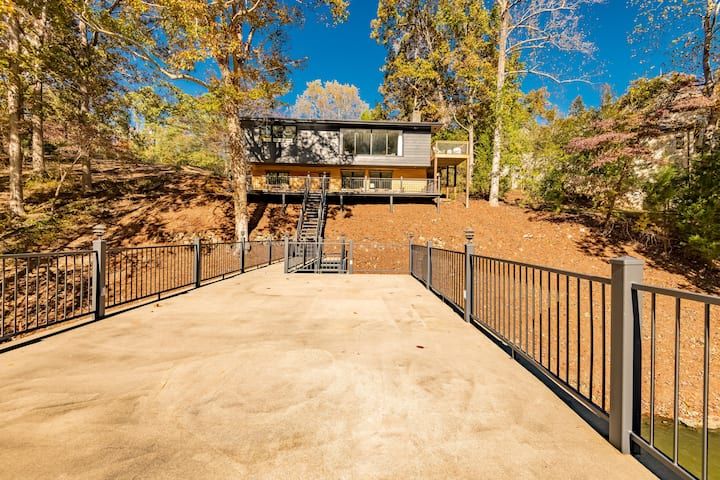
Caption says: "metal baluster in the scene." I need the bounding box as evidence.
[566,276,570,383]
[589,281,595,402]
[63,255,68,320]
[54,256,59,324]
[576,277,581,391]
[71,255,76,318]
[539,269,543,365]
[525,266,529,353]
[546,271,552,369]
[24,259,29,329]
[701,303,710,480]
[556,272,560,376]
[602,283,607,412]
[13,260,18,334]
[1,257,5,338]
[673,297,681,463]
[512,264,517,345]
[531,268,536,359]
[650,292,656,446]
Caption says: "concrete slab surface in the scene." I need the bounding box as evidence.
[0,266,654,479]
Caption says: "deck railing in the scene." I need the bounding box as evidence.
[630,283,719,480]
[250,175,436,194]
[410,234,719,480]
[0,251,95,340]
[433,140,469,157]
[1,239,286,342]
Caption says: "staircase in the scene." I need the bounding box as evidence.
[297,192,323,241]
[296,176,328,242]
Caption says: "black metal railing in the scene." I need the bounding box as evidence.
[470,255,611,416]
[296,177,310,241]
[410,244,427,282]
[411,243,611,415]
[1,239,286,343]
[409,238,720,480]
[631,283,719,480]
[1,251,96,339]
[200,242,244,281]
[106,244,195,309]
[286,240,350,274]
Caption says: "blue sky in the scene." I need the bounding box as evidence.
[276,1,677,114]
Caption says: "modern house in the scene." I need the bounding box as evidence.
[241,117,468,200]
[241,116,469,241]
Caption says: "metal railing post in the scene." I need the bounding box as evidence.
[240,240,246,274]
[193,237,202,288]
[315,240,322,274]
[426,241,432,289]
[408,233,414,275]
[347,240,353,274]
[91,225,107,320]
[268,240,272,266]
[283,235,290,273]
[609,256,644,454]
[464,228,475,323]
[340,236,346,273]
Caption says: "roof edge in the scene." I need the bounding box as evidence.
[239,115,442,131]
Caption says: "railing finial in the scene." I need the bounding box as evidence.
[92,224,106,240]
[463,227,475,244]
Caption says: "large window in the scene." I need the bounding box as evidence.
[369,170,392,190]
[342,129,402,156]
[341,170,365,190]
[266,171,289,187]
[255,125,296,143]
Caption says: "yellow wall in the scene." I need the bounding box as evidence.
[251,165,427,178]
[250,165,429,192]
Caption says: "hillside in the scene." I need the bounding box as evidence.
[1,160,717,293]
[0,159,296,252]
[325,200,719,294]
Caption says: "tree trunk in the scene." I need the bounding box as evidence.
[79,90,92,189]
[31,80,45,174]
[466,126,474,208]
[489,0,510,207]
[78,19,92,189]
[6,13,25,216]
[702,7,715,95]
[30,1,47,175]
[227,110,249,241]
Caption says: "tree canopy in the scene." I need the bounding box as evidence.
[291,80,369,120]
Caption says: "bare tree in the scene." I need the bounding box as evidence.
[632,0,720,95]
[489,0,600,206]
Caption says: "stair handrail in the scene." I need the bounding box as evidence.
[316,174,329,241]
[296,178,310,241]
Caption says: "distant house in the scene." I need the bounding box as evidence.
[639,80,716,169]
[241,117,468,203]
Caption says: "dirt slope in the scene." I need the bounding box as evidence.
[324,200,719,293]
[2,159,717,292]
[0,160,294,252]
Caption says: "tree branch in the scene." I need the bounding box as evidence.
[509,68,595,84]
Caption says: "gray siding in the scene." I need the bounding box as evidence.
[248,127,432,168]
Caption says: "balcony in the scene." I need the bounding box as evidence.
[249,175,438,196]
[433,140,469,159]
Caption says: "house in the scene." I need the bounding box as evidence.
[241,117,468,204]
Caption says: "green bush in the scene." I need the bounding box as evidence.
[674,153,720,262]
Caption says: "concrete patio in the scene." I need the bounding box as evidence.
[0,265,653,479]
